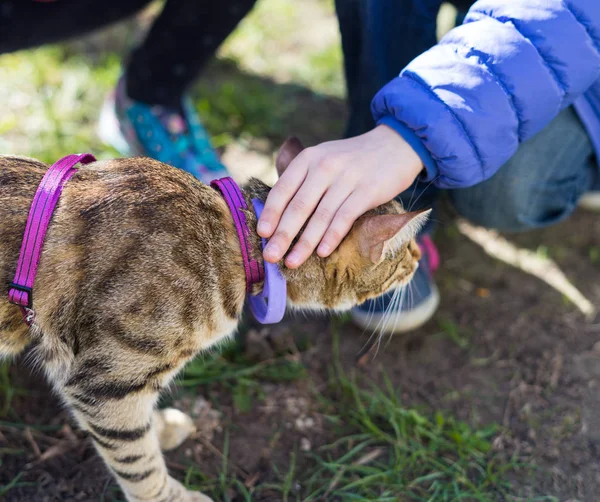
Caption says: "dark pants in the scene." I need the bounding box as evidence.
[0,0,257,107]
[335,0,442,139]
[334,0,597,232]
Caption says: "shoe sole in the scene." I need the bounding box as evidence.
[350,284,440,334]
[578,192,600,212]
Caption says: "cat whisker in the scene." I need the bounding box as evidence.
[371,288,395,338]
[375,286,401,356]
[357,296,384,357]
[372,292,392,358]
[385,284,406,349]
[405,180,420,213]
[407,176,438,213]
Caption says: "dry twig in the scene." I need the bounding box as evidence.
[457,219,596,319]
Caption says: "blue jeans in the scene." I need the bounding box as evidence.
[335,0,598,232]
[449,106,597,231]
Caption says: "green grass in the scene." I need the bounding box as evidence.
[183,342,306,387]
[173,322,541,502]
[294,326,527,501]
[0,362,30,419]
[218,0,344,98]
[0,47,121,163]
[0,361,15,416]
[192,68,295,147]
[177,321,554,502]
[180,336,307,413]
[436,319,472,350]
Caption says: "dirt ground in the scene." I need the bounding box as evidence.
[3,199,600,501]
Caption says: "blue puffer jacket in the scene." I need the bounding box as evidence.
[371,0,600,189]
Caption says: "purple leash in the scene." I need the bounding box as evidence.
[211,177,286,324]
[8,153,96,325]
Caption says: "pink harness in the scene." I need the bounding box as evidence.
[8,157,286,327]
[211,177,264,292]
[8,154,96,325]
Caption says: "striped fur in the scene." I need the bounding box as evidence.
[0,154,424,501]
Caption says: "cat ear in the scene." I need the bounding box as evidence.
[357,209,431,264]
[276,137,305,176]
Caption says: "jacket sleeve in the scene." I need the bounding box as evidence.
[371,0,600,189]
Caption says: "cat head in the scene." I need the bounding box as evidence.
[274,138,430,311]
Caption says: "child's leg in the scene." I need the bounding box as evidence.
[124,0,257,108]
[450,106,597,232]
[334,0,443,139]
[97,0,257,182]
[0,0,151,54]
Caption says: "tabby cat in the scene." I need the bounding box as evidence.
[0,139,428,502]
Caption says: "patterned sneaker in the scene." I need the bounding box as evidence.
[350,235,441,334]
[98,78,228,184]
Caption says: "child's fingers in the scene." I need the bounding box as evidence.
[284,183,353,268]
[257,159,308,238]
[263,173,328,263]
[318,192,370,257]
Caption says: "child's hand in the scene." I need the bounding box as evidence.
[257,124,424,268]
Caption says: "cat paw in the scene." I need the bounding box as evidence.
[154,408,196,451]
